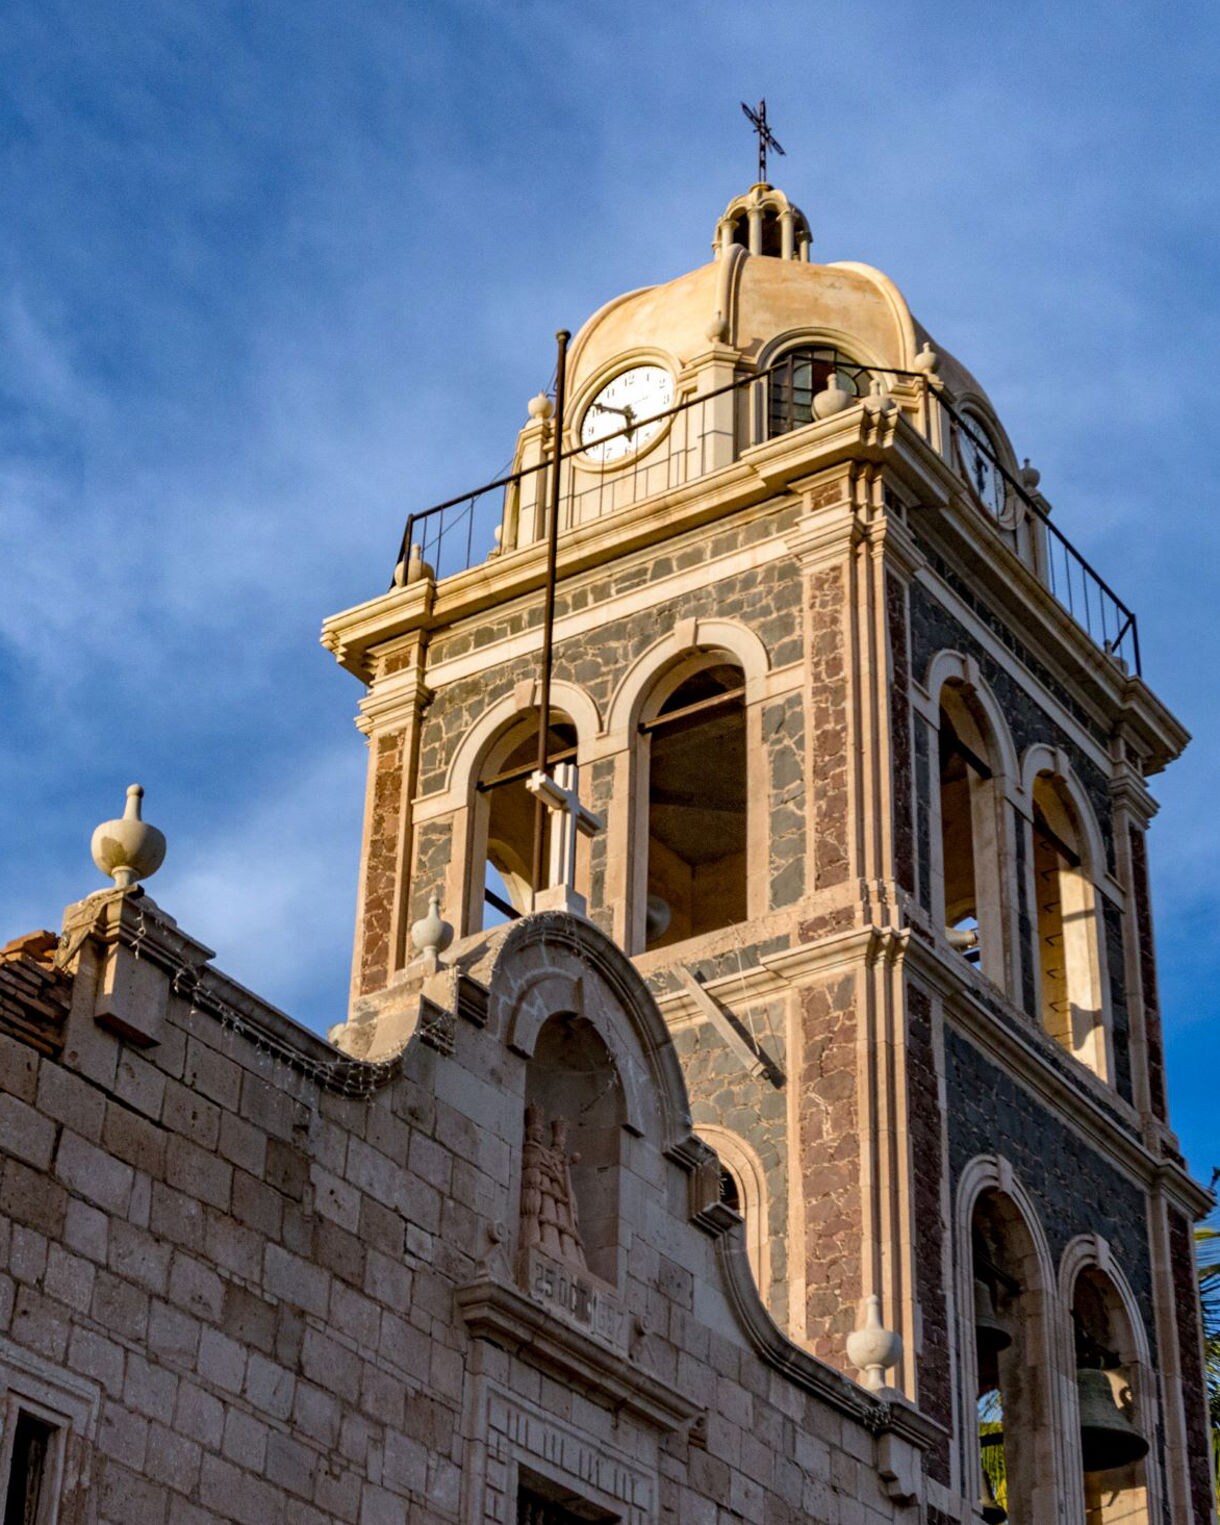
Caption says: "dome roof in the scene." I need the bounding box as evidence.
[562,183,1005,457]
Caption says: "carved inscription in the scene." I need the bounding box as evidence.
[525,1247,627,1354]
[486,1388,653,1522]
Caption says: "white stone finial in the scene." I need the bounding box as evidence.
[1021,457,1041,492]
[91,784,167,889]
[913,341,940,376]
[846,1294,903,1392]
[812,372,852,420]
[527,392,554,422]
[411,893,454,961]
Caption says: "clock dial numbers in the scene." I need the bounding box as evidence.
[579,365,675,464]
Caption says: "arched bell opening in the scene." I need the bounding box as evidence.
[1070,1267,1151,1524]
[1031,771,1107,1075]
[469,711,578,931]
[968,1190,1057,1525]
[640,659,747,951]
[522,1014,626,1289]
[937,681,1006,986]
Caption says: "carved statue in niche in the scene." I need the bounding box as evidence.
[519,1102,587,1270]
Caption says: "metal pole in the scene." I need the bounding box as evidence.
[531,328,571,901]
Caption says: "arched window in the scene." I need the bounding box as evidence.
[640,660,746,950]
[699,1123,771,1303]
[767,345,873,439]
[471,712,578,931]
[1031,772,1106,1073]
[937,683,1005,985]
[523,1014,625,1287]
[967,1189,1058,1525]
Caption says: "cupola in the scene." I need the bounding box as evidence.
[713,183,812,262]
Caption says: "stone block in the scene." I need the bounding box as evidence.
[110,1219,173,1294]
[44,1242,95,1312]
[244,1352,295,1421]
[265,1244,331,1318]
[0,1032,39,1102]
[165,1135,232,1212]
[163,1079,222,1151]
[0,1091,57,1170]
[221,1406,268,1470]
[114,1052,167,1120]
[173,1380,225,1450]
[65,1324,125,1397]
[167,1250,224,1322]
[217,1109,267,1177]
[145,1423,203,1497]
[55,1129,134,1215]
[124,1350,179,1420]
[63,1197,109,1264]
[197,1326,247,1395]
[185,1035,243,1111]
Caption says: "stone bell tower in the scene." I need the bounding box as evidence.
[323,180,1215,1524]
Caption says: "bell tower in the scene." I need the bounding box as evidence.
[323,182,1215,1524]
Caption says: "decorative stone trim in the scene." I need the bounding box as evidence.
[455,1274,702,1433]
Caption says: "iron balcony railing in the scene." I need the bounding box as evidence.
[392,358,1141,675]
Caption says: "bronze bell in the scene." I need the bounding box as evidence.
[975,1277,1013,1354]
[1077,1367,1149,1473]
[977,1460,1007,1525]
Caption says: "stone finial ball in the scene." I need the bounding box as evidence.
[528,393,555,421]
[913,341,940,375]
[1021,457,1041,492]
[91,784,167,889]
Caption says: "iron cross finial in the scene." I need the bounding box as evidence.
[740,98,785,184]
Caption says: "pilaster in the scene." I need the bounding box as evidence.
[350,630,432,1003]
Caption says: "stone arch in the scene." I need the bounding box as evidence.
[1019,744,1108,884]
[922,653,1019,992]
[1057,1236,1160,1525]
[696,1124,772,1300]
[606,617,770,741]
[954,1155,1066,1522]
[488,913,691,1160]
[919,651,1019,786]
[1019,744,1113,1078]
[439,680,602,816]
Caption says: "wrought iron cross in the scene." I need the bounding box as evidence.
[741,98,785,184]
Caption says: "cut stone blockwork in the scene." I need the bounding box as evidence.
[0,886,939,1523]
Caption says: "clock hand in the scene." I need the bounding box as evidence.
[591,401,637,438]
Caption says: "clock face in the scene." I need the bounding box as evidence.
[579,364,675,465]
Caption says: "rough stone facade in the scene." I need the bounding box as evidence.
[798,977,860,1367]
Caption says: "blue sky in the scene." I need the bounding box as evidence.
[1,1,1216,1182]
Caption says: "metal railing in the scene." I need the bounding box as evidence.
[391,358,1141,675]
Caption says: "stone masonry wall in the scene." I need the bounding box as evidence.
[944,1026,1156,1341]
[908,577,1134,1100]
[800,976,861,1368]
[674,1000,789,1325]
[1168,1207,1216,1525]
[360,729,405,992]
[0,903,926,1525]
[1128,826,1168,1121]
[887,573,916,898]
[808,566,851,895]
[905,984,951,1483]
[765,693,806,912]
